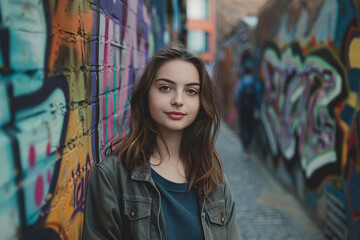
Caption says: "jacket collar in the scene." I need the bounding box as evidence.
[131,162,152,182]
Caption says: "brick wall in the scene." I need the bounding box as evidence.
[0,0,185,238]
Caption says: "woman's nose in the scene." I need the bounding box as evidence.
[171,91,184,107]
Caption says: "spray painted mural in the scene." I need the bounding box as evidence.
[256,0,360,239]
[0,0,184,239]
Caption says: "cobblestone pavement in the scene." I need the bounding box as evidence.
[215,121,325,240]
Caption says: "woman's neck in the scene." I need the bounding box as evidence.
[150,130,187,183]
[153,130,182,163]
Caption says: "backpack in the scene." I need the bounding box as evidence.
[239,82,256,116]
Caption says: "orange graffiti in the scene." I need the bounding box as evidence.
[48,0,93,75]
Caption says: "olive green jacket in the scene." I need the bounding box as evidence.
[82,155,241,240]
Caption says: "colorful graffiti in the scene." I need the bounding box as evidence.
[0,0,70,238]
[261,41,346,181]
[254,0,360,238]
[0,0,185,239]
[93,0,150,161]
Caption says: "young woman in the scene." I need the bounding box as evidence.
[82,43,241,240]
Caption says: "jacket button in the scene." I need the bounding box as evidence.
[221,216,225,223]
[130,207,136,217]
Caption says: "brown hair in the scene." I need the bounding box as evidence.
[109,42,224,197]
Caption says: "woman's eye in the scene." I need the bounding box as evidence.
[159,86,171,92]
[187,89,198,95]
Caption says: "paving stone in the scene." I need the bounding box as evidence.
[215,121,325,240]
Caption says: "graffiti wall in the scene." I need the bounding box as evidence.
[256,0,360,239]
[0,0,185,239]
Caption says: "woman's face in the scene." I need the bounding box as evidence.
[148,59,201,135]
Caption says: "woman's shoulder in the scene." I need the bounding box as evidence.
[208,177,232,201]
[98,154,119,166]
[95,154,128,176]
[91,155,133,192]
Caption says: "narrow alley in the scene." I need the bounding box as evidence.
[216,121,324,240]
[2,0,360,239]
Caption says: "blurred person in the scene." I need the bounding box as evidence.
[82,43,241,240]
[235,66,260,160]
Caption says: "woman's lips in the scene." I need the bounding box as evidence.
[166,112,185,120]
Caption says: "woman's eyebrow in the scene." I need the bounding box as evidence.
[155,78,200,87]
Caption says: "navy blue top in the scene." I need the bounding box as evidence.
[151,168,204,240]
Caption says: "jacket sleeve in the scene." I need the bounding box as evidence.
[82,164,122,240]
[224,177,241,240]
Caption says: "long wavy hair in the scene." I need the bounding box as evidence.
[109,42,224,197]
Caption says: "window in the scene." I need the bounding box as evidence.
[187,30,209,53]
[187,0,209,19]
